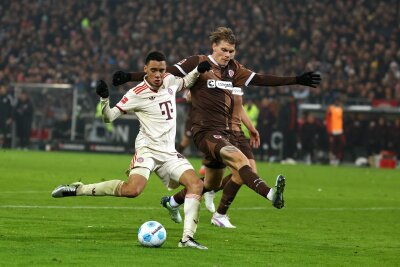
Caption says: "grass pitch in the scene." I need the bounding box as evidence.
[0,150,399,266]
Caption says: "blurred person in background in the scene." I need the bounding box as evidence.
[257,97,276,161]
[15,91,33,149]
[326,96,345,165]
[300,113,319,164]
[279,93,299,163]
[0,85,13,148]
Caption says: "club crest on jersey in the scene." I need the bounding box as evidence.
[168,88,173,95]
[137,157,144,163]
[213,135,222,139]
[228,70,234,77]
[148,96,155,100]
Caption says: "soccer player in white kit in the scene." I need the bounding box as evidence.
[51,51,211,249]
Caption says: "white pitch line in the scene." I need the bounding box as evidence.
[0,205,399,211]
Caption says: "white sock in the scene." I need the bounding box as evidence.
[266,188,275,201]
[182,194,201,241]
[169,196,179,208]
[76,180,123,196]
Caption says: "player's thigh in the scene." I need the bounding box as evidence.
[193,130,230,166]
[156,156,194,190]
[220,145,250,171]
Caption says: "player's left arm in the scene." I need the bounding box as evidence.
[233,62,321,88]
[177,61,211,91]
[250,72,321,88]
[241,106,260,148]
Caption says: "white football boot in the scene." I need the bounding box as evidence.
[203,191,216,213]
[211,212,236,228]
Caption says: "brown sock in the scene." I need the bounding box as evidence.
[216,179,241,215]
[238,165,271,198]
[214,174,232,193]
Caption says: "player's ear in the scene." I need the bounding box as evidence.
[144,65,148,73]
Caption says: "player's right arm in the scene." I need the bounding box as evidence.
[95,80,122,123]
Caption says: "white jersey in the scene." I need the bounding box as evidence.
[100,68,200,153]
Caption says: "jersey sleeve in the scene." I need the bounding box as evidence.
[115,90,139,114]
[169,55,200,77]
[233,62,256,87]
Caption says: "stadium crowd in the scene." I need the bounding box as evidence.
[0,0,399,163]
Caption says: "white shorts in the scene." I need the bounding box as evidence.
[129,147,194,190]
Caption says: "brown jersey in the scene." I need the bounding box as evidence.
[167,55,255,134]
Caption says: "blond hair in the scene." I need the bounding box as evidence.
[209,27,236,45]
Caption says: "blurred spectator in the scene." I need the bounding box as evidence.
[15,91,33,149]
[279,93,298,161]
[256,97,276,160]
[326,96,345,165]
[0,0,398,104]
[300,113,319,164]
[0,85,13,148]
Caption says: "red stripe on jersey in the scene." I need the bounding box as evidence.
[116,105,127,114]
[135,87,148,95]
[163,73,172,79]
[133,84,147,94]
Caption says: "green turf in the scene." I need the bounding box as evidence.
[0,150,399,266]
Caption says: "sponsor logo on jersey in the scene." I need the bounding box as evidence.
[148,96,155,100]
[232,87,243,95]
[207,79,233,89]
[207,79,216,88]
[137,157,144,163]
[228,70,234,77]
[213,135,222,139]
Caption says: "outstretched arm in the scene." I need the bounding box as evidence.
[113,66,184,86]
[96,80,122,123]
[250,72,321,88]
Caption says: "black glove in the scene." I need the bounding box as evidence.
[197,61,212,73]
[296,71,321,88]
[112,71,131,86]
[96,80,109,98]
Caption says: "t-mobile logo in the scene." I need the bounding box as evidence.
[159,100,173,120]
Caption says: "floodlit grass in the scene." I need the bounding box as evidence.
[0,150,399,266]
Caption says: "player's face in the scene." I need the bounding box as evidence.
[144,60,166,88]
[212,40,236,67]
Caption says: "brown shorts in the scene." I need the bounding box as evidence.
[193,129,232,169]
[193,129,254,169]
[229,131,255,160]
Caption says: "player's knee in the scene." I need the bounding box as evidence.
[124,187,142,198]
[186,178,203,195]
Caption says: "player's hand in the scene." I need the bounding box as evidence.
[249,129,260,149]
[112,70,131,86]
[95,80,109,98]
[296,71,321,88]
[197,61,211,73]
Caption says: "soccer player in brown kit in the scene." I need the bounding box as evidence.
[113,27,321,223]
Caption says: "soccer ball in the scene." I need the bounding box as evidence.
[137,221,167,247]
